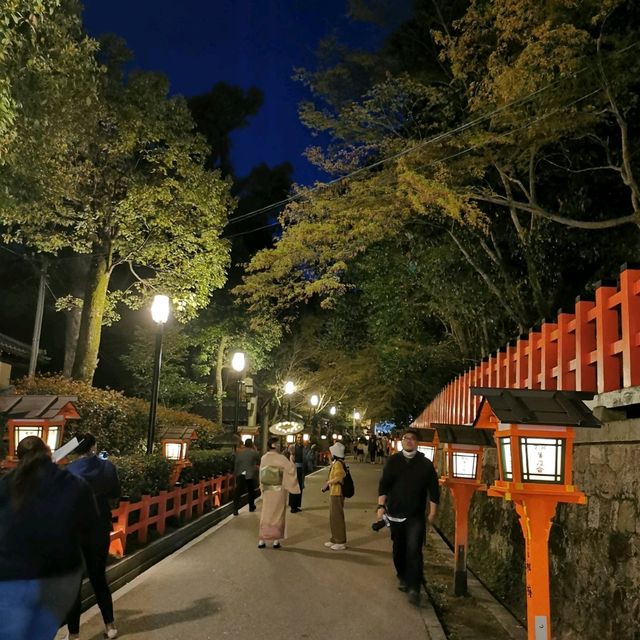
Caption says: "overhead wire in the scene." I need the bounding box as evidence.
[224,38,639,228]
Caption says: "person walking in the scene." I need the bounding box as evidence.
[0,436,100,640]
[288,433,306,513]
[233,438,260,516]
[257,438,300,549]
[65,434,121,640]
[367,435,377,464]
[323,442,347,551]
[376,429,440,606]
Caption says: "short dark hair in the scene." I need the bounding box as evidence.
[244,438,253,447]
[75,433,96,455]
[268,437,279,450]
[402,429,419,439]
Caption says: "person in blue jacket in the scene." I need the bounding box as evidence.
[65,433,121,640]
[0,435,100,640]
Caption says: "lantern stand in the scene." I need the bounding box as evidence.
[434,424,495,596]
[157,425,196,485]
[472,387,601,640]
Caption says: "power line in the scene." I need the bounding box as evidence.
[223,86,605,240]
[224,39,639,228]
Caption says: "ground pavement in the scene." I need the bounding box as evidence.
[59,460,444,640]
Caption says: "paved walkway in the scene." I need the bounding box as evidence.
[62,461,442,640]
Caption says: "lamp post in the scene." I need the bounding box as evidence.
[434,424,494,596]
[352,410,361,439]
[309,393,319,435]
[231,352,246,435]
[146,295,170,455]
[472,387,601,640]
[284,380,295,420]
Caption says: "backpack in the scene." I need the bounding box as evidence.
[340,461,355,499]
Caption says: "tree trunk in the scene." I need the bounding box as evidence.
[214,335,229,427]
[71,249,111,383]
[63,256,90,377]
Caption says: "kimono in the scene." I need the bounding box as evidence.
[258,450,300,540]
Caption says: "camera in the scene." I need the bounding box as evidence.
[371,513,390,531]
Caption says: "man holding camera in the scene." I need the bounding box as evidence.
[376,429,440,606]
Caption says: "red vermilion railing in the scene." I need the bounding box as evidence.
[414,265,640,428]
[109,473,236,557]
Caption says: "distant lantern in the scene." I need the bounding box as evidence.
[412,428,438,463]
[302,433,310,442]
[157,425,196,484]
[329,405,337,416]
[284,380,295,396]
[472,387,601,640]
[310,394,320,407]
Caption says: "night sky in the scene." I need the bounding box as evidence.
[82,0,398,186]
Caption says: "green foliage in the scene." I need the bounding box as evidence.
[109,453,173,501]
[13,375,223,455]
[178,449,234,483]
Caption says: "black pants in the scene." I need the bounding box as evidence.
[288,466,304,509]
[390,515,426,592]
[233,475,257,512]
[67,533,114,634]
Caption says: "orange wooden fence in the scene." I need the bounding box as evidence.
[414,264,640,428]
[109,473,236,557]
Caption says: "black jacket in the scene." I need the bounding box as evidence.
[378,451,440,519]
[0,461,100,580]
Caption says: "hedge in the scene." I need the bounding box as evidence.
[109,453,174,501]
[178,449,234,484]
[13,375,223,455]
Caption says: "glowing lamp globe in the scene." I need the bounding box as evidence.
[231,352,246,373]
[151,295,170,324]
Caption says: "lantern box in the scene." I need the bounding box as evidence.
[471,387,601,496]
[157,425,196,462]
[0,395,80,466]
[434,424,495,483]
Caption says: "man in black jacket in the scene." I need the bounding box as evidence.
[376,429,440,606]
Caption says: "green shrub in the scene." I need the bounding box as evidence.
[110,453,173,501]
[13,375,223,455]
[179,449,234,484]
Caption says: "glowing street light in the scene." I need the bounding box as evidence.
[329,405,337,416]
[284,380,295,395]
[147,295,170,455]
[231,352,246,434]
[310,394,319,407]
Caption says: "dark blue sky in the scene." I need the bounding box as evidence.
[82,0,395,186]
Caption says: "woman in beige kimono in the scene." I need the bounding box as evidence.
[258,437,300,548]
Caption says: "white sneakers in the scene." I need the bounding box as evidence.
[330,543,347,551]
[324,541,334,547]
[104,629,119,639]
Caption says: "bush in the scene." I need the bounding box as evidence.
[13,375,223,455]
[179,449,234,484]
[110,453,173,501]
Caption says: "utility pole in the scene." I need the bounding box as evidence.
[28,259,48,378]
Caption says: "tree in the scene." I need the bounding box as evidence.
[1,38,234,383]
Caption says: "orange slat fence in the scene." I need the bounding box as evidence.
[413,264,640,429]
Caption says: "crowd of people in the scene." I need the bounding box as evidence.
[0,428,439,639]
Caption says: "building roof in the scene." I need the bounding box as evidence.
[413,428,437,443]
[471,387,601,429]
[0,332,49,363]
[433,424,496,447]
[0,395,79,421]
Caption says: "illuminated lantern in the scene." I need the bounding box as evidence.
[472,387,601,640]
[1,395,80,467]
[413,428,438,462]
[434,424,494,596]
[157,425,196,484]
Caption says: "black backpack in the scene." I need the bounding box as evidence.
[340,461,355,498]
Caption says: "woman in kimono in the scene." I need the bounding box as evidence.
[258,438,300,548]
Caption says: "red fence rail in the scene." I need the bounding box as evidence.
[109,473,236,557]
[414,265,640,428]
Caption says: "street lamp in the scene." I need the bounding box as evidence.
[329,405,337,416]
[284,380,295,419]
[308,393,320,436]
[231,352,246,434]
[147,295,170,455]
[352,409,361,438]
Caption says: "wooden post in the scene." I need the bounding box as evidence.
[448,482,478,597]
[619,266,640,388]
[594,280,621,392]
[514,497,559,640]
[157,491,168,536]
[138,495,151,544]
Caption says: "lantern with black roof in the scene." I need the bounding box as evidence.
[472,387,601,640]
[157,424,196,485]
[433,424,495,596]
